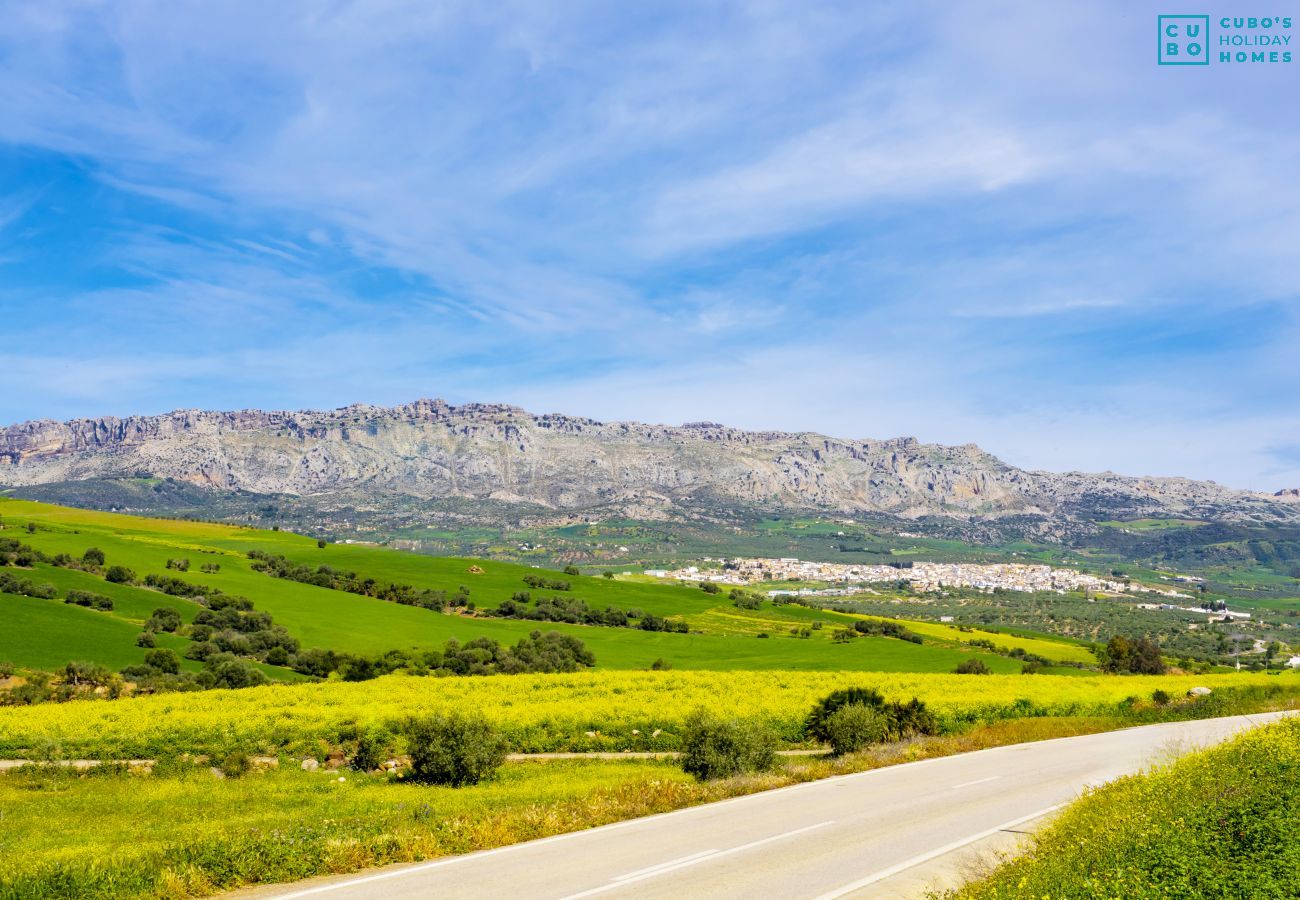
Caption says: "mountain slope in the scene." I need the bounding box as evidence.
[2,399,1295,527]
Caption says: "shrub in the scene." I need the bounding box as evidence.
[403,714,507,786]
[650,657,672,671]
[81,547,105,566]
[805,688,937,744]
[0,661,14,678]
[563,565,581,576]
[104,565,135,584]
[65,591,113,611]
[954,658,992,675]
[805,687,886,742]
[63,661,114,686]
[144,648,181,675]
[679,709,778,781]
[219,751,252,778]
[352,728,391,772]
[823,703,891,756]
[1152,689,1172,706]
[136,631,156,648]
[198,657,268,689]
[145,608,183,633]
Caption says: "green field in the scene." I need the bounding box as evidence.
[0,499,1025,675]
[0,593,193,672]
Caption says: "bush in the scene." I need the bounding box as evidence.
[135,631,156,648]
[1152,689,1173,706]
[823,703,891,756]
[197,657,268,689]
[63,661,114,686]
[219,751,251,778]
[805,688,938,744]
[805,687,885,742]
[81,547,105,566]
[144,648,181,675]
[403,713,507,786]
[65,591,113,611]
[145,608,183,633]
[104,566,135,584]
[954,658,992,675]
[679,709,778,781]
[563,565,581,576]
[352,728,391,772]
[650,657,672,671]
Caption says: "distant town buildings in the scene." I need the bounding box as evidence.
[647,557,1198,600]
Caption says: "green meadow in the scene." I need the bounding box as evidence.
[0,498,1031,675]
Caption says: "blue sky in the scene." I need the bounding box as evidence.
[1,1,1297,489]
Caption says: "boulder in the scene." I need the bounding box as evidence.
[301,757,320,771]
[1187,686,1213,697]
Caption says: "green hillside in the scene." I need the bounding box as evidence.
[0,498,1033,675]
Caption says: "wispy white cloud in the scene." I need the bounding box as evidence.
[0,0,1296,488]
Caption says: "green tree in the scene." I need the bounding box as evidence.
[823,703,891,756]
[104,565,135,584]
[403,713,507,786]
[143,648,181,675]
[679,709,777,781]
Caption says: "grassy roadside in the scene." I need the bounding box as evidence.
[3,693,1298,900]
[944,715,1300,899]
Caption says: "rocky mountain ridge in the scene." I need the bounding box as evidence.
[2,399,1296,528]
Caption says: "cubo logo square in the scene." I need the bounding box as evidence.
[1159,15,1210,64]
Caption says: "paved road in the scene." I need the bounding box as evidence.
[244,712,1290,900]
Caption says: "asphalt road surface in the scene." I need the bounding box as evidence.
[244,712,1291,900]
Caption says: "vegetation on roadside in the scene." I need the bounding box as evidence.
[947,715,1300,899]
[679,709,777,780]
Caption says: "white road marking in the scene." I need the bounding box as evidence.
[611,849,720,882]
[557,820,836,900]
[950,775,1002,789]
[808,805,1064,900]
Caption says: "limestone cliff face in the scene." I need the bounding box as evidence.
[1,399,1295,524]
